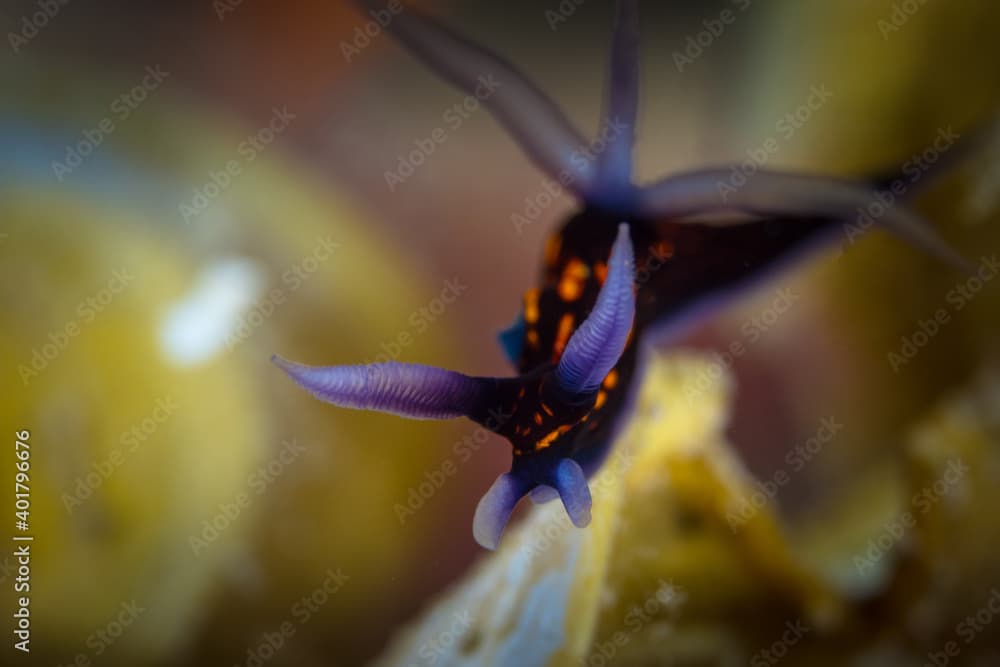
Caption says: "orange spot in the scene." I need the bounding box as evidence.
[540,403,554,417]
[557,276,583,302]
[564,258,589,280]
[653,240,675,260]
[518,387,526,398]
[595,390,607,409]
[553,313,575,358]
[527,330,540,348]
[594,261,608,284]
[603,370,619,390]
[536,424,573,450]
[533,412,543,425]
[536,434,557,450]
[524,288,540,324]
[625,324,636,348]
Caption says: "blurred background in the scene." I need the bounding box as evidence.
[1,0,999,665]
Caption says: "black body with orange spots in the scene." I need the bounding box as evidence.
[505,208,835,471]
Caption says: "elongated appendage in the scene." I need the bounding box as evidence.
[274,229,634,552]
[635,168,971,271]
[551,458,592,528]
[473,471,533,550]
[598,0,640,193]
[271,356,487,420]
[555,223,636,395]
[352,0,599,201]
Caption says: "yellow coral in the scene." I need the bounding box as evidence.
[374,354,1000,666]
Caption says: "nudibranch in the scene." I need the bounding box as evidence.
[274,0,966,549]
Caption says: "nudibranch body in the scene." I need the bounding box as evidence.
[275,0,965,549]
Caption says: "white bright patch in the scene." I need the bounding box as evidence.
[159,257,265,366]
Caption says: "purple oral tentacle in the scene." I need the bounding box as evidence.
[271,356,488,420]
[598,0,640,195]
[350,0,600,202]
[550,458,593,528]
[635,168,970,271]
[555,223,636,396]
[473,469,534,550]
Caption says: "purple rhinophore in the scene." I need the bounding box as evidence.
[555,224,636,396]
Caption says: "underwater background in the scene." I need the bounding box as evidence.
[2,0,1000,665]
